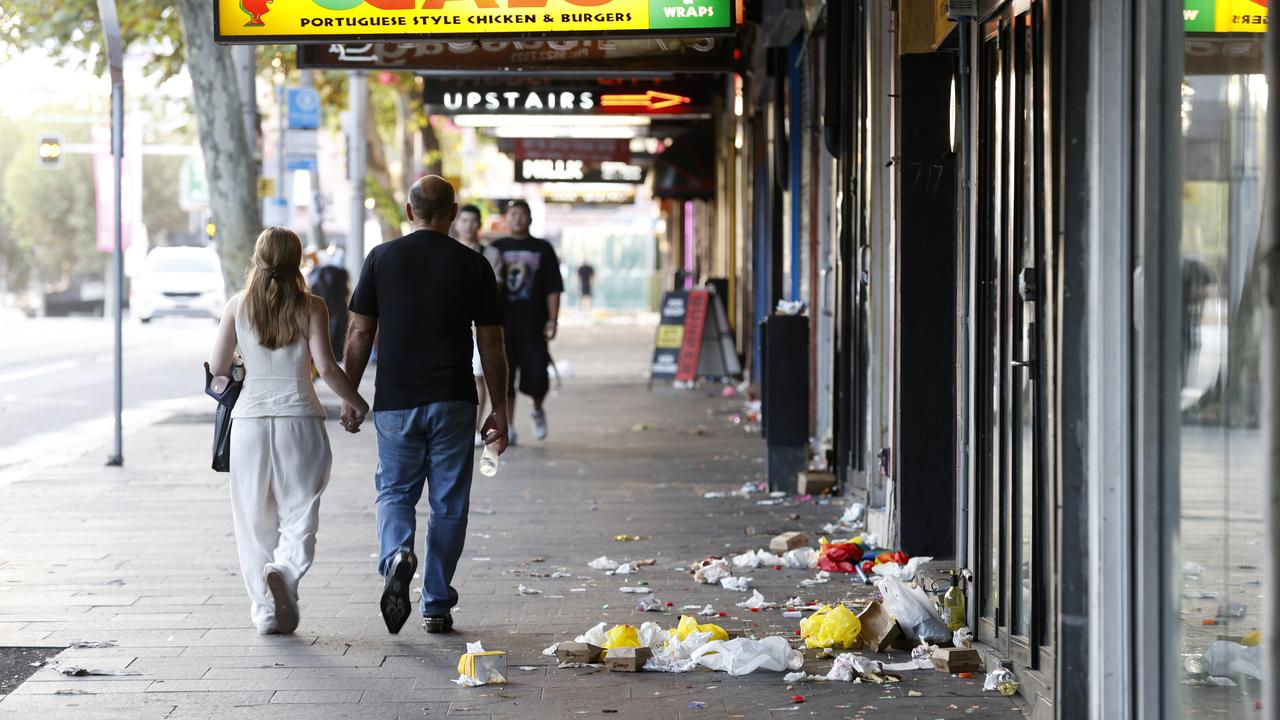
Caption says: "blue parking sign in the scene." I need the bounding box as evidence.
[287,88,320,130]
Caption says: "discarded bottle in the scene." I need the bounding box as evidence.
[943,570,966,632]
[984,667,1019,696]
[479,444,499,477]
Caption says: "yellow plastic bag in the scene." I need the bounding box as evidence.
[600,624,642,657]
[799,604,862,649]
[673,615,729,642]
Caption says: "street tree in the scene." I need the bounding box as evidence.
[0,1,260,290]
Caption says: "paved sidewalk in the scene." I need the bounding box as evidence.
[0,324,1022,719]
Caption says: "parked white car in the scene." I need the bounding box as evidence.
[132,247,226,323]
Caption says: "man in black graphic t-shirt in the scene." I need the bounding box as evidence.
[493,199,563,444]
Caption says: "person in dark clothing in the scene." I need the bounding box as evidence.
[341,176,509,636]
[308,257,350,361]
[493,199,563,444]
[576,259,595,314]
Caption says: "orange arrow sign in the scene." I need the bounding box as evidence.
[600,90,692,111]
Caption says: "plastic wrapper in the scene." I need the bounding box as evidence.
[693,558,733,585]
[673,615,729,642]
[620,585,651,593]
[589,556,619,571]
[823,653,880,682]
[984,667,1019,696]
[952,627,974,649]
[720,576,752,592]
[637,621,669,650]
[575,622,609,646]
[1190,640,1263,680]
[697,604,717,616]
[635,594,664,612]
[454,642,507,686]
[613,562,637,575]
[800,571,832,587]
[816,539,864,573]
[736,590,770,609]
[782,547,819,569]
[602,624,642,655]
[875,575,950,643]
[870,556,932,582]
[798,604,862,649]
[690,636,805,675]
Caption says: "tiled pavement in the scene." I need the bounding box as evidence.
[0,323,1024,719]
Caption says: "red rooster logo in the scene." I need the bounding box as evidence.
[241,0,273,27]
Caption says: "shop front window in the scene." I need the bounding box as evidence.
[1177,25,1267,717]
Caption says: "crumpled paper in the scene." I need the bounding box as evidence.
[693,558,733,585]
[799,571,832,587]
[736,589,773,610]
[731,549,784,569]
[720,576,752,592]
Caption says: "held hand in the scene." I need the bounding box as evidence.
[479,411,509,455]
[544,320,558,341]
[340,402,365,434]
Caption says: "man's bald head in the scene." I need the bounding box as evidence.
[406,175,458,232]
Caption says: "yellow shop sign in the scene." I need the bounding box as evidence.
[215,0,739,44]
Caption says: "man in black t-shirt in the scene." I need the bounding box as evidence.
[493,200,563,444]
[576,259,595,315]
[341,176,508,636]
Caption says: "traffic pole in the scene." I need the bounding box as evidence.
[96,0,124,467]
[347,70,367,280]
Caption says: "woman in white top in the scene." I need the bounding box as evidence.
[208,227,369,635]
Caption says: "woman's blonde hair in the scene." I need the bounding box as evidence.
[242,226,309,350]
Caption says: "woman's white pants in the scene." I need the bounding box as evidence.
[229,418,331,628]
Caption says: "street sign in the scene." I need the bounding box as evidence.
[1184,0,1268,32]
[296,37,736,74]
[283,128,320,155]
[513,138,642,183]
[286,87,321,129]
[258,177,276,198]
[286,156,318,173]
[215,0,740,44]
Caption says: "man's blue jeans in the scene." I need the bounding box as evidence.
[372,401,475,617]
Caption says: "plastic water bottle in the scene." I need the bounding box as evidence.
[478,444,499,477]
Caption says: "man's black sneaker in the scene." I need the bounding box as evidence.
[380,550,417,634]
[422,614,454,634]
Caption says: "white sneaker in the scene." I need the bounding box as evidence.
[264,565,299,634]
[474,432,483,448]
[531,409,548,441]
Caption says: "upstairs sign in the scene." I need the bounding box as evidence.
[215,0,741,45]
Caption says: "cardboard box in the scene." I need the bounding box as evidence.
[555,642,604,665]
[857,600,903,653]
[797,471,837,495]
[457,651,508,684]
[930,647,982,674]
[769,531,809,554]
[603,646,653,672]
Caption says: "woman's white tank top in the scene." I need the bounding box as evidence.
[230,295,326,419]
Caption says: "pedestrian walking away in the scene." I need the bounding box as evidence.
[576,258,595,317]
[341,176,509,635]
[453,203,505,448]
[307,247,351,362]
[207,227,370,636]
[494,199,563,444]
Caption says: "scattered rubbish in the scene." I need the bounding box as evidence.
[782,547,819,569]
[518,666,538,671]
[620,586,651,594]
[636,595,665,612]
[871,556,931,583]
[455,642,507,687]
[1202,619,1218,626]
[688,700,707,709]
[782,610,803,619]
[984,667,1019,696]
[612,563,637,575]
[1183,561,1203,576]
[821,503,866,534]
[551,571,572,578]
[800,571,832,587]
[517,584,542,595]
[1186,640,1263,679]
[630,423,653,432]
[693,558,733,585]
[473,557,491,562]
[876,575,951,642]
[703,491,728,499]
[797,471,836,496]
[732,549,783,569]
[817,539,864,573]
[52,665,140,677]
[614,535,650,542]
[736,590,775,610]
[791,694,806,703]
[756,499,783,506]
[571,588,587,593]
[769,490,787,498]
[589,556,620,571]
[634,558,657,567]
[67,640,117,649]
[883,658,934,672]
[473,508,498,515]
[691,636,804,675]
[1242,629,1262,646]
[720,576,752,592]
[953,627,974,649]
[908,690,923,697]
[1205,675,1239,687]
[605,646,653,672]
[697,605,717,617]
[1216,601,1248,619]
[799,604,862,649]
[769,531,809,554]
[932,647,983,674]
[957,672,975,679]
[857,601,903,653]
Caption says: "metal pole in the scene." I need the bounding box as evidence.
[956,17,973,577]
[347,70,367,279]
[96,0,124,467]
[300,70,325,248]
[1261,1,1280,715]
[276,79,287,227]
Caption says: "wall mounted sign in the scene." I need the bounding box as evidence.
[216,0,740,45]
[423,79,709,115]
[1185,0,1268,33]
[296,36,735,73]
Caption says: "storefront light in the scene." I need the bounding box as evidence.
[490,126,644,139]
[453,115,651,128]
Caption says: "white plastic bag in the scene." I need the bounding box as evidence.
[637,621,669,650]
[731,551,761,569]
[694,558,733,585]
[875,575,950,642]
[588,556,619,571]
[871,556,933,582]
[1195,641,1263,680]
[720,576,752,592]
[690,636,805,675]
[575,621,608,646]
[782,547,819,569]
[736,590,769,609]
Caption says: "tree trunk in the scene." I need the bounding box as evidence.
[175,0,261,292]
[363,91,400,240]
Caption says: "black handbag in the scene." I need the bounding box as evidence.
[204,361,244,473]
